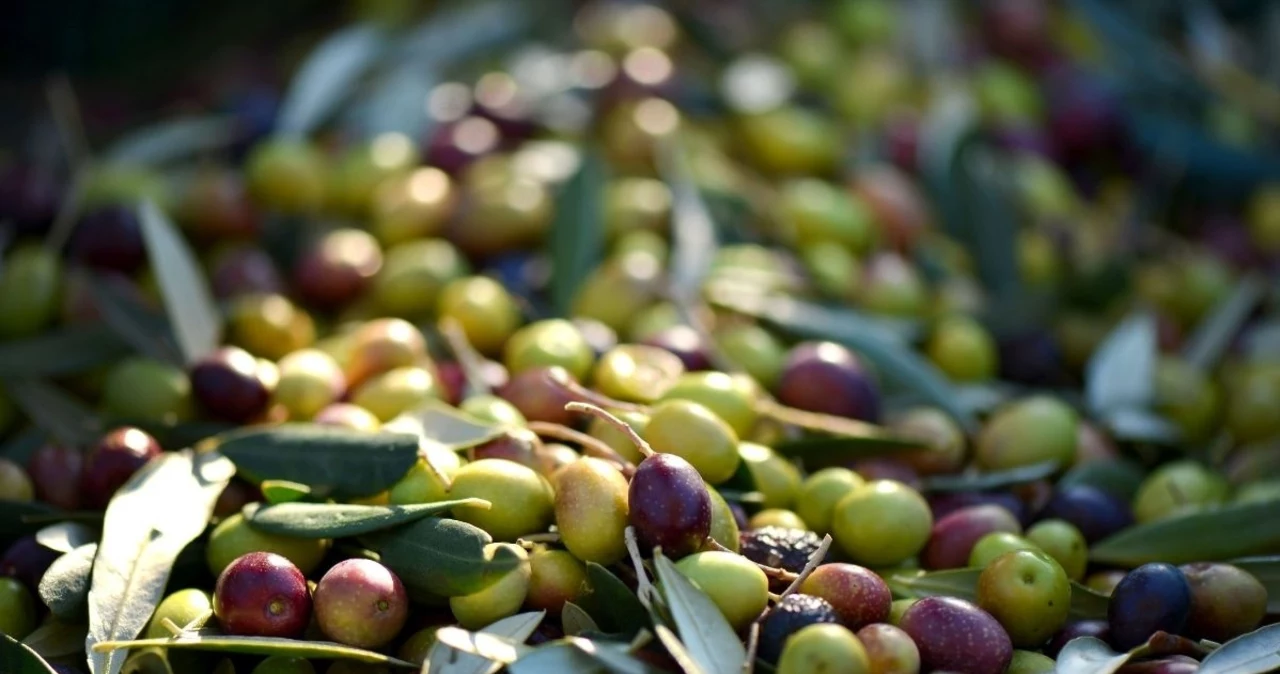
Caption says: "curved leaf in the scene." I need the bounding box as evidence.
[0,634,59,674]
[578,563,650,637]
[359,517,515,598]
[1182,274,1266,372]
[0,325,131,377]
[216,424,419,499]
[1091,501,1280,566]
[427,611,545,674]
[1055,637,1131,674]
[138,200,221,364]
[392,400,506,450]
[103,116,238,167]
[2,377,102,448]
[548,147,605,316]
[90,630,414,667]
[22,620,88,659]
[653,553,746,674]
[661,137,717,306]
[1058,459,1146,501]
[260,480,311,505]
[87,275,182,366]
[38,542,97,620]
[36,522,98,554]
[1086,311,1157,416]
[275,23,386,138]
[922,461,1060,493]
[560,602,598,637]
[243,499,490,539]
[1198,623,1280,674]
[86,451,235,674]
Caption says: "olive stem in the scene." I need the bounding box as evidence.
[709,539,799,584]
[756,398,904,443]
[438,317,491,398]
[777,534,832,600]
[546,371,649,414]
[624,526,655,609]
[526,421,636,475]
[564,402,655,459]
[160,617,184,637]
[519,532,562,546]
[419,441,455,491]
[742,622,761,674]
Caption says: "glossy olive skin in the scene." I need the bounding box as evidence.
[1035,485,1133,543]
[26,443,85,510]
[922,505,1022,570]
[799,563,892,630]
[0,535,60,592]
[899,597,1013,674]
[776,341,881,422]
[80,427,163,510]
[1179,562,1268,642]
[757,594,841,664]
[313,559,408,649]
[292,229,383,310]
[554,457,630,565]
[190,346,272,423]
[70,205,147,273]
[1108,563,1192,650]
[213,552,312,638]
[496,366,579,427]
[628,453,712,559]
[976,550,1071,648]
[641,325,712,372]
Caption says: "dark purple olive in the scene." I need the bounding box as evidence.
[0,165,59,235]
[997,330,1071,387]
[922,505,1021,570]
[26,443,85,511]
[0,535,61,593]
[70,206,147,274]
[628,453,711,559]
[1108,563,1192,651]
[1036,484,1133,543]
[776,341,880,421]
[929,492,1028,526]
[1045,620,1111,657]
[642,325,712,372]
[80,427,162,510]
[210,246,284,299]
[190,346,271,423]
[423,116,501,175]
[848,458,920,490]
[1045,68,1122,165]
[899,596,1013,674]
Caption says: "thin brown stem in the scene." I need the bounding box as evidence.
[544,370,649,413]
[565,402,655,459]
[778,534,832,600]
[625,526,655,609]
[438,317,491,398]
[709,539,799,583]
[526,421,635,476]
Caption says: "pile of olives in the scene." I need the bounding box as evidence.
[1,1,1278,673]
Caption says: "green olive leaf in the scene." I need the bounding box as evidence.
[243,499,491,539]
[652,552,746,674]
[886,568,1109,621]
[0,500,63,539]
[507,643,605,674]
[2,377,103,448]
[21,619,88,659]
[1091,500,1280,566]
[1057,459,1147,501]
[653,624,709,674]
[259,480,312,505]
[921,461,1060,493]
[87,450,236,674]
[0,324,131,377]
[274,23,386,138]
[90,630,415,668]
[549,146,606,316]
[426,611,545,674]
[660,135,717,308]
[359,517,518,597]
[36,522,98,554]
[103,115,238,167]
[0,634,59,674]
[139,200,222,365]
[560,602,599,637]
[1198,624,1280,674]
[578,563,650,637]
[86,273,182,367]
[38,542,97,620]
[1229,557,1280,613]
[216,424,419,499]
[1182,274,1267,372]
[393,401,506,450]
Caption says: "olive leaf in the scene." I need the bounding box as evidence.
[86,450,236,674]
[394,401,506,450]
[1230,557,1280,613]
[431,627,534,669]
[549,147,606,316]
[36,521,98,554]
[1198,624,1280,674]
[2,377,103,448]
[654,624,709,674]
[1054,637,1133,674]
[426,611,545,674]
[243,499,490,539]
[359,517,518,597]
[274,23,386,138]
[87,274,182,367]
[259,480,311,505]
[921,461,1060,493]
[39,542,97,620]
[22,620,89,659]
[886,568,1109,621]
[660,135,717,307]
[578,563,650,637]
[1085,311,1163,439]
[0,500,63,539]
[561,602,599,636]
[90,630,415,668]
[138,200,221,364]
[0,426,47,464]
[216,424,419,499]
[652,552,746,674]
[1058,459,1146,501]
[506,643,603,674]
[1091,501,1280,566]
[0,634,59,674]
[1181,274,1267,372]
[0,324,131,377]
[102,115,238,167]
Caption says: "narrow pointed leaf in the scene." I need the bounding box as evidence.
[90,631,414,667]
[0,500,62,538]
[1182,274,1266,371]
[654,624,709,674]
[360,517,517,597]
[39,542,97,619]
[1091,501,1280,566]
[1086,311,1156,416]
[426,611,544,674]
[548,148,605,316]
[561,602,599,636]
[432,628,531,668]
[922,461,1060,493]
[507,643,604,674]
[1229,557,1280,613]
[138,200,221,364]
[1058,459,1146,501]
[1054,637,1132,674]
[103,116,238,167]
[2,377,102,447]
[579,563,650,637]
[0,634,59,674]
[86,450,236,674]
[661,138,716,306]
[243,499,490,539]
[36,522,98,553]
[653,553,746,674]
[0,324,131,377]
[393,401,505,450]
[22,620,89,659]
[260,480,311,505]
[275,23,385,137]
[216,424,419,499]
[87,275,182,366]
[1198,624,1280,674]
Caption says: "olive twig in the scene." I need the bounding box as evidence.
[545,370,649,414]
[526,421,635,476]
[624,526,655,609]
[565,402,655,459]
[708,539,800,583]
[519,532,561,545]
[160,617,185,637]
[438,316,491,398]
[743,622,761,674]
[777,534,832,600]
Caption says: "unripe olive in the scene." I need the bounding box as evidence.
[273,349,346,420]
[976,396,1077,471]
[739,442,801,510]
[350,366,441,422]
[245,139,327,214]
[553,457,630,565]
[504,319,596,383]
[526,548,588,615]
[659,371,761,439]
[926,315,997,383]
[674,551,769,630]
[706,487,741,553]
[797,468,865,535]
[449,459,554,541]
[373,239,469,320]
[449,543,530,629]
[438,276,522,356]
[228,293,316,360]
[387,446,464,505]
[643,399,741,484]
[0,244,62,338]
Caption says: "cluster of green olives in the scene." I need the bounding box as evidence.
[1,0,1279,672]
